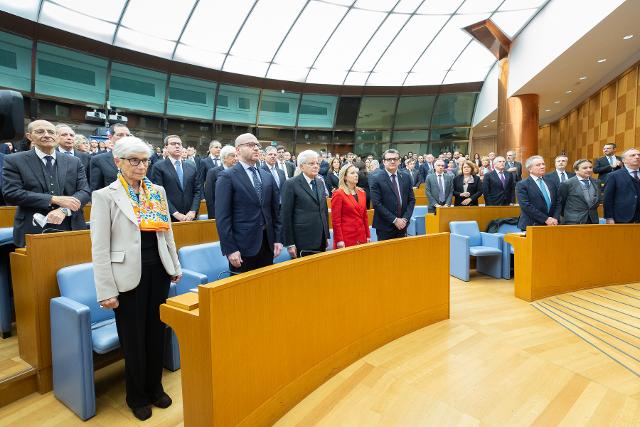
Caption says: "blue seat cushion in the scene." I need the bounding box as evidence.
[469,246,502,256]
[0,227,13,245]
[91,320,120,354]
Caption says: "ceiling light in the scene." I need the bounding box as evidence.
[579,76,587,80]
[565,90,573,94]
[490,119,495,123]
[483,125,488,128]
[623,34,634,40]
[554,101,560,104]
[597,58,606,63]
[545,109,551,112]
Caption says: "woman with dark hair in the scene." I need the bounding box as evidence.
[453,160,483,206]
[326,157,341,194]
[474,153,481,167]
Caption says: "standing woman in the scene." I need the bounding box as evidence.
[330,164,370,248]
[326,157,341,194]
[91,137,181,421]
[474,153,482,167]
[453,160,483,206]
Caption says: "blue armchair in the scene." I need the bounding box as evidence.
[494,223,522,279]
[407,206,429,236]
[178,242,232,284]
[0,227,13,338]
[449,221,503,281]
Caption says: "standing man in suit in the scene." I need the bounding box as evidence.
[280,150,330,258]
[204,145,237,220]
[276,145,295,179]
[545,155,575,190]
[56,124,91,184]
[90,123,131,191]
[482,156,514,206]
[425,159,453,213]
[516,156,560,230]
[558,159,601,224]
[1,120,90,248]
[215,133,283,273]
[198,140,222,183]
[262,146,286,196]
[604,148,640,224]
[150,135,202,222]
[370,148,415,241]
[405,159,421,188]
[593,143,622,187]
[420,154,435,182]
[505,150,523,182]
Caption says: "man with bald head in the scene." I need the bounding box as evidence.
[1,120,90,247]
[215,133,283,273]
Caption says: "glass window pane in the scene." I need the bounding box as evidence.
[258,90,300,127]
[215,84,259,124]
[110,62,166,113]
[356,96,397,129]
[298,94,337,129]
[214,123,254,143]
[355,142,389,159]
[356,130,391,143]
[431,93,478,127]
[167,75,216,120]
[298,130,332,144]
[333,131,355,144]
[335,97,361,129]
[392,129,429,142]
[430,141,469,156]
[0,31,33,92]
[394,96,436,128]
[392,143,430,155]
[256,127,295,145]
[429,127,470,141]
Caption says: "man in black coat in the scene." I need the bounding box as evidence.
[1,120,90,247]
[197,140,223,184]
[89,123,131,191]
[505,150,523,182]
[280,150,330,258]
[261,146,286,199]
[55,124,91,184]
[604,148,640,224]
[276,145,295,179]
[150,135,202,222]
[516,156,560,230]
[544,154,576,190]
[593,143,622,187]
[482,156,514,206]
[204,145,237,219]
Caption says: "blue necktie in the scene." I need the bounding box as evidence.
[536,178,551,212]
[249,166,263,203]
[175,160,184,190]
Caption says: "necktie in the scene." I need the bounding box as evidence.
[581,179,590,189]
[310,179,319,202]
[390,174,401,216]
[437,175,445,202]
[64,151,72,155]
[174,160,184,190]
[560,172,566,182]
[249,166,263,203]
[44,155,54,177]
[536,178,551,212]
[499,172,506,187]
[609,156,614,166]
[271,166,280,188]
[633,170,639,181]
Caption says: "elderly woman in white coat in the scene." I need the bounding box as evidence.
[91,136,181,421]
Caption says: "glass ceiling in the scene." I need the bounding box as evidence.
[0,0,548,86]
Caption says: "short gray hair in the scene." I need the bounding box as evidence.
[113,136,152,158]
[434,159,445,167]
[209,140,222,149]
[265,145,277,154]
[55,123,74,134]
[525,155,544,170]
[220,145,236,160]
[297,149,318,167]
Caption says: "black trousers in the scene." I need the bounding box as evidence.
[230,229,274,274]
[114,261,170,409]
[376,228,407,241]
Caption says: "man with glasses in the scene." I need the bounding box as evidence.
[215,133,283,273]
[198,140,222,183]
[370,148,415,241]
[150,135,202,222]
[425,160,453,213]
[2,120,90,247]
[89,123,132,191]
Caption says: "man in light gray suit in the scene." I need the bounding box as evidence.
[558,159,602,224]
[425,159,453,213]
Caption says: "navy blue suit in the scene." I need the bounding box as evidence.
[150,158,202,219]
[215,162,282,262]
[370,169,415,240]
[516,176,560,230]
[482,170,514,206]
[89,151,118,191]
[603,168,640,223]
[544,170,575,191]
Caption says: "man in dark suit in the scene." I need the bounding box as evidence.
[405,159,422,188]
[89,123,131,191]
[482,156,514,206]
[150,135,202,222]
[420,154,436,182]
[204,145,237,219]
[280,150,330,258]
[319,150,330,176]
[604,148,640,224]
[1,120,90,248]
[516,156,561,230]
[55,124,91,184]
[505,150,523,182]
[215,133,283,273]
[593,143,622,187]
[370,148,415,241]
[197,140,222,184]
[558,159,601,224]
[276,145,295,179]
[425,160,453,213]
[545,155,576,190]
[262,146,286,196]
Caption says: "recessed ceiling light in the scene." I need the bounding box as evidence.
[597,58,607,63]
[623,34,634,40]
[545,109,551,112]
[554,101,560,104]
[483,125,488,128]
[491,119,496,123]
[579,76,587,80]
[565,90,573,94]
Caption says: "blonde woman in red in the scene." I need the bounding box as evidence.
[330,164,370,248]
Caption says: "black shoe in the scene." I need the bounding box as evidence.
[153,392,172,409]
[132,405,152,420]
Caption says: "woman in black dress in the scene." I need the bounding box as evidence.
[453,160,483,206]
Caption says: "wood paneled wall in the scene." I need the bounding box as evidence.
[469,135,497,157]
[539,61,639,167]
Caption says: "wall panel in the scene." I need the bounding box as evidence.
[0,31,31,92]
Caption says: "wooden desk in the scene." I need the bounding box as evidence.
[161,233,450,427]
[9,220,218,393]
[0,206,15,228]
[505,224,640,301]
[426,205,521,234]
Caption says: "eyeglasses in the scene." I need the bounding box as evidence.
[123,158,151,166]
[384,157,400,162]
[168,141,183,146]
[32,129,56,136]
[238,142,261,149]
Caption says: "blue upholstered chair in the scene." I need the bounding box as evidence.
[449,221,503,281]
[0,227,13,338]
[407,206,429,236]
[178,242,231,284]
[494,223,522,279]
[50,263,192,420]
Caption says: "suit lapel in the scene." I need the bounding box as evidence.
[56,153,70,194]
[164,159,183,191]
[298,175,319,205]
[109,181,138,225]
[26,150,48,192]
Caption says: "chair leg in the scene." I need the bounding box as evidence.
[477,255,503,279]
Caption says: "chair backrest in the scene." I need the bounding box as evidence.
[449,221,481,246]
[497,223,521,234]
[56,263,112,324]
[412,206,429,217]
[369,226,377,242]
[178,242,229,281]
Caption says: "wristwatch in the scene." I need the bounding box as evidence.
[60,207,72,216]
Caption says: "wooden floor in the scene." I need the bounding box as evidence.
[1,276,639,426]
[0,326,31,381]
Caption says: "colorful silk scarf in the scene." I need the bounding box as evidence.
[118,173,170,231]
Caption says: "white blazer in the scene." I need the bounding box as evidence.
[91,180,182,302]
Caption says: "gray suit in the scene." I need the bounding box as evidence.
[425,173,453,212]
[558,176,602,224]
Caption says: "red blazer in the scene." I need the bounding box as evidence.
[331,188,370,248]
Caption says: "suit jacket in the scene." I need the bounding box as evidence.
[58,148,91,184]
[215,162,282,257]
[593,155,622,184]
[357,171,371,208]
[406,169,421,187]
[505,160,523,182]
[261,163,286,192]
[150,158,202,218]
[452,174,483,206]
[516,176,561,230]
[280,173,330,251]
[330,188,369,248]
[425,173,454,208]
[319,159,329,176]
[90,181,181,301]
[603,168,640,223]
[482,169,514,206]
[2,150,90,247]
[326,171,339,194]
[89,151,118,191]
[558,176,601,224]
[544,170,576,191]
[277,161,295,179]
[198,156,222,184]
[204,165,225,219]
[370,169,415,232]
[420,163,434,182]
